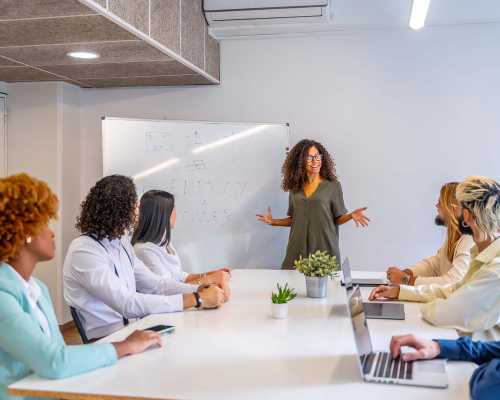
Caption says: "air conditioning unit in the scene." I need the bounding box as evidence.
[204,0,330,27]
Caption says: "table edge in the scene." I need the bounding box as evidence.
[8,387,179,400]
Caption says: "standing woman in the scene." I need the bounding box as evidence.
[257,139,370,269]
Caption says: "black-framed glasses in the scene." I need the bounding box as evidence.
[306,154,322,163]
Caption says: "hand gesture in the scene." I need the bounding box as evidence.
[351,207,370,227]
[390,335,441,361]
[368,285,400,301]
[256,207,273,225]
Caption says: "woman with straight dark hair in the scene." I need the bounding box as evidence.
[132,190,231,301]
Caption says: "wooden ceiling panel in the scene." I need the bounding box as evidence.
[79,74,212,88]
[0,0,220,87]
[0,66,63,81]
[0,15,136,47]
[0,41,172,66]
[42,61,196,79]
[0,0,96,20]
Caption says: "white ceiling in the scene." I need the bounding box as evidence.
[207,0,500,38]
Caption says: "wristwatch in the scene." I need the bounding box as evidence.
[193,292,202,309]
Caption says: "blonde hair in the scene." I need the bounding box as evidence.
[456,176,500,241]
[0,173,58,262]
[439,182,461,262]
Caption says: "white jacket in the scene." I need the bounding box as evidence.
[409,235,474,285]
[400,238,500,340]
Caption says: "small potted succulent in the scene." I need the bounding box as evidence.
[294,250,339,298]
[271,283,297,319]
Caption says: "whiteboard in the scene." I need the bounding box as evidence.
[102,117,290,272]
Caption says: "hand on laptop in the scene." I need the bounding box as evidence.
[386,267,405,284]
[390,335,441,361]
[368,285,400,300]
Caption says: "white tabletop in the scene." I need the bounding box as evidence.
[9,269,475,400]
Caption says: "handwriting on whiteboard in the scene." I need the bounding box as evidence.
[145,131,170,152]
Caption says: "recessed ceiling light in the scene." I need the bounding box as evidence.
[409,0,431,30]
[67,51,100,59]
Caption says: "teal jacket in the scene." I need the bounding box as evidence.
[0,263,118,400]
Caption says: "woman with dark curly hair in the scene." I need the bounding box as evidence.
[257,139,370,269]
[64,175,225,340]
[0,173,162,400]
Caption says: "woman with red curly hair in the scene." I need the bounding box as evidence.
[257,139,370,269]
[0,173,162,400]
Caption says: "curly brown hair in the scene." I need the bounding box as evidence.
[0,173,58,263]
[76,175,137,240]
[281,139,338,192]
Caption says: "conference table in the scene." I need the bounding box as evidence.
[9,269,475,400]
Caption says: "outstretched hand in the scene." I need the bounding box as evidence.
[351,207,370,227]
[256,207,273,225]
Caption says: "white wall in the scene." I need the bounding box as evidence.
[80,23,500,271]
[7,82,80,322]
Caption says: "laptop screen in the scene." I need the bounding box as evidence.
[347,287,373,363]
[342,258,353,289]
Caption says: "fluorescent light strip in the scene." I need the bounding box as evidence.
[409,0,431,30]
[133,158,180,180]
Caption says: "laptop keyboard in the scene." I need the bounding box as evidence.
[361,352,413,380]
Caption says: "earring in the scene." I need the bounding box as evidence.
[26,237,32,244]
[461,220,469,228]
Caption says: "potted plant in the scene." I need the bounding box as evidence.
[294,250,339,298]
[271,283,297,319]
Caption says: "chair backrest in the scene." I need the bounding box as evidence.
[70,306,89,344]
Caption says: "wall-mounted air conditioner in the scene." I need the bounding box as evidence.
[204,0,330,27]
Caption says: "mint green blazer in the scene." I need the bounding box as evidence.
[0,263,117,400]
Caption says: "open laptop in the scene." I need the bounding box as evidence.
[340,257,387,287]
[342,258,405,320]
[347,286,448,388]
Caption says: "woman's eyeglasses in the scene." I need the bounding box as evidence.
[306,154,322,163]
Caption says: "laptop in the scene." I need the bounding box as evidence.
[347,286,448,388]
[340,257,387,287]
[342,258,405,320]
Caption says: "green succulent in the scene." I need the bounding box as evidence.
[271,283,297,304]
[293,250,339,278]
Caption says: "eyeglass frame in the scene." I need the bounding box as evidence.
[306,154,322,163]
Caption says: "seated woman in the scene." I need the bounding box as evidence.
[132,190,231,300]
[0,173,162,400]
[386,182,474,286]
[64,175,225,341]
[370,176,500,340]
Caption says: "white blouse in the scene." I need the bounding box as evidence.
[134,242,196,292]
[408,235,474,286]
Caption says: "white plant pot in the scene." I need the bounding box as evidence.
[271,302,288,319]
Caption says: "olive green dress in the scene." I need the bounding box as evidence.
[282,180,347,270]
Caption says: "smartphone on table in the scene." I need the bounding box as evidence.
[145,324,175,335]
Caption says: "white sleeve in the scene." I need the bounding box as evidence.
[414,236,473,286]
[409,251,441,278]
[69,245,183,318]
[134,245,168,277]
[398,281,460,303]
[132,250,198,295]
[421,269,500,333]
